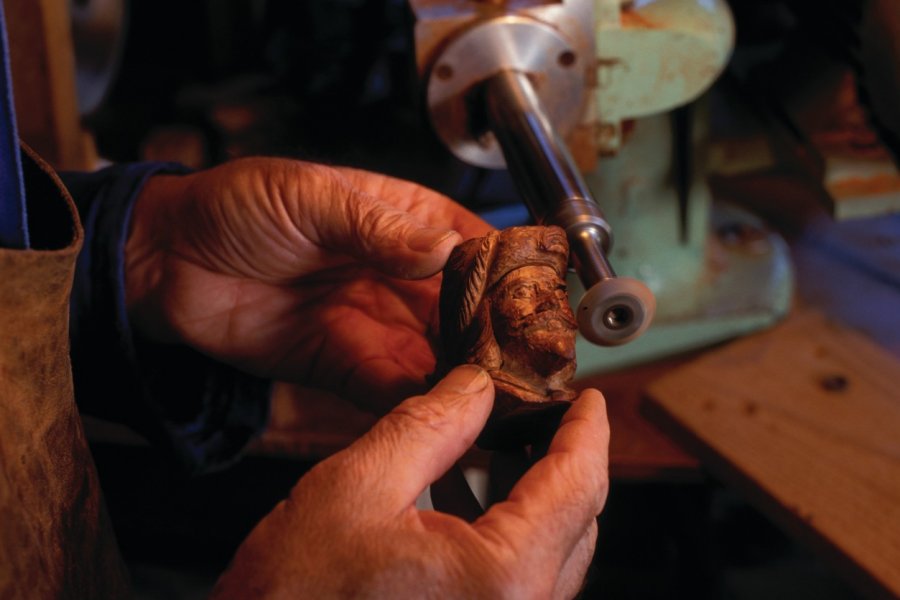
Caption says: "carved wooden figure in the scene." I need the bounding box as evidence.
[439,225,578,448]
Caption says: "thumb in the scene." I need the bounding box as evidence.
[306,166,462,279]
[341,365,494,514]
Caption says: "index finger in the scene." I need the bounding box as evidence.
[336,167,494,240]
[473,389,610,574]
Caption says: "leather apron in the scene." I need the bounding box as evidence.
[0,148,129,598]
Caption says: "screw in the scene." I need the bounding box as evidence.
[435,64,454,81]
[819,374,848,392]
[558,51,576,68]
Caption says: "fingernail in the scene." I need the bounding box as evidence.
[407,227,458,252]
[451,364,490,393]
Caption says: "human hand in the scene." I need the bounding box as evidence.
[125,158,492,413]
[211,365,610,599]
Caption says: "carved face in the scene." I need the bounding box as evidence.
[438,225,577,448]
[489,264,577,377]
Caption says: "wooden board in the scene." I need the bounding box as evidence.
[645,309,900,600]
[245,361,703,482]
[576,358,701,481]
[5,0,96,170]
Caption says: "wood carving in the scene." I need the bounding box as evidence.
[439,225,578,448]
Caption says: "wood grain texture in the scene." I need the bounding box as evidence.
[577,357,701,481]
[4,0,96,169]
[646,309,900,600]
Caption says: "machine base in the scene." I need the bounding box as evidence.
[571,203,794,375]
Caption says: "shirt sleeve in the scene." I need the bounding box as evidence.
[61,163,271,476]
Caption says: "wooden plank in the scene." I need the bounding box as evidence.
[251,369,704,482]
[576,357,701,481]
[248,363,702,481]
[645,309,900,600]
[4,0,96,170]
[250,383,376,460]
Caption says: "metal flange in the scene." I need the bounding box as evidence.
[426,16,586,169]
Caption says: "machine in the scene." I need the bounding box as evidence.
[410,0,657,348]
[409,0,792,372]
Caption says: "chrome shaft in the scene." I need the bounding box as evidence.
[482,69,655,346]
[483,69,616,289]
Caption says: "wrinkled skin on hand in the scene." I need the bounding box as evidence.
[125,158,492,414]
[211,366,610,599]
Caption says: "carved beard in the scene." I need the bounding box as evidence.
[498,309,577,378]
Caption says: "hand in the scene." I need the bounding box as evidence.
[125,158,492,412]
[211,365,610,599]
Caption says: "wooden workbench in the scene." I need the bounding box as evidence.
[257,357,705,483]
[643,173,900,599]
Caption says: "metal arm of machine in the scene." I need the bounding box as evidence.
[409,1,683,345]
[408,0,736,347]
[482,69,655,345]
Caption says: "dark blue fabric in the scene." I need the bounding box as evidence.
[62,164,271,475]
[0,0,28,249]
